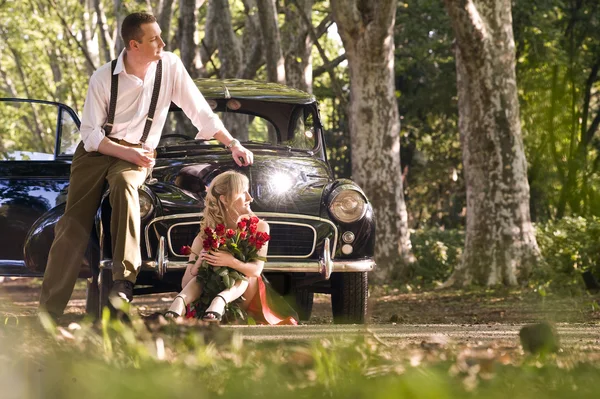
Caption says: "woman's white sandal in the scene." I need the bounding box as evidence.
[164,295,186,318]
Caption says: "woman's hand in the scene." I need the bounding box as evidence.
[188,250,208,276]
[201,250,236,268]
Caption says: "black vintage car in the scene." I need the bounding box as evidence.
[0,79,375,323]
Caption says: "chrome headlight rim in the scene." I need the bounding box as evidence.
[139,189,155,219]
[328,185,367,224]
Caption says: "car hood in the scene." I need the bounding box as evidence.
[150,154,332,217]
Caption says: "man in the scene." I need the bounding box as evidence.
[38,12,252,321]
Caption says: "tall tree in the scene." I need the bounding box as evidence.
[179,0,203,78]
[442,0,540,286]
[156,0,175,49]
[330,0,413,279]
[256,0,285,84]
[282,0,313,92]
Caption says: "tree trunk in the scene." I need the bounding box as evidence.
[210,0,249,141]
[81,0,100,68]
[94,0,115,62]
[156,0,175,50]
[256,0,285,84]
[283,0,313,92]
[240,0,264,80]
[179,0,201,78]
[331,0,413,280]
[443,0,540,286]
[114,0,125,54]
[199,0,218,77]
[212,0,242,78]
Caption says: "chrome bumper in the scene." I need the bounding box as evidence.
[99,237,375,280]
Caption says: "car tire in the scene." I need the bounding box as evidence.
[97,267,113,316]
[294,289,314,321]
[85,274,100,319]
[86,267,112,319]
[331,272,368,324]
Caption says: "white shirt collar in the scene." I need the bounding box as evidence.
[113,49,126,75]
[113,49,162,77]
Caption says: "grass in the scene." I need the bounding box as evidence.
[1,278,600,398]
[2,306,600,399]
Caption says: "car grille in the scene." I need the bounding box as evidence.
[168,222,316,258]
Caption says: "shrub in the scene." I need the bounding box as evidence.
[408,228,464,286]
[406,217,600,290]
[534,216,600,288]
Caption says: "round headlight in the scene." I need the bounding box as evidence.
[139,190,154,218]
[329,189,366,223]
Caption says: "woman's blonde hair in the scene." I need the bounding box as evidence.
[200,170,249,235]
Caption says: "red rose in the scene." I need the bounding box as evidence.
[240,231,248,239]
[202,239,211,251]
[215,224,226,237]
[249,224,257,234]
[179,245,192,255]
[226,229,235,238]
[250,216,259,225]
[256,232,271,243]
[237,221,247,230]
[255,242,264,250]
[220,237,226,245]
[204,227,214,237]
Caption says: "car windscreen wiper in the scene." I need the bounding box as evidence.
[240,141,313,154]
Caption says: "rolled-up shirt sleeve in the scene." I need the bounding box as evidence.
[80,72,109,152]
[170,56,225,140]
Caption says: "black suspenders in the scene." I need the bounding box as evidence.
[103,58,163,144]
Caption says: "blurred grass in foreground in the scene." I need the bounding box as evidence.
[1,309,599,399]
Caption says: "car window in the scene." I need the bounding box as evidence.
[285,108,316,150]
[161,105,316,150]
[58,109,80,157]
[161,110,278,144]
[0,100,58,161]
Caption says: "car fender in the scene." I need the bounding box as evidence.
[23,203,94,277]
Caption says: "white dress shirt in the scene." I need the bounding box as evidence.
[79,50,225,152]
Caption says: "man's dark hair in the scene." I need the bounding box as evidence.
[121,12,157,49]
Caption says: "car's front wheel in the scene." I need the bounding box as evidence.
[330,272,368,324]
[293,288,314,321]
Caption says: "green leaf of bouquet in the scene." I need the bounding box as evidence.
[223,274,232,288]
[235,307,245,320]
[247,316,257,325]
[255,255,267,261]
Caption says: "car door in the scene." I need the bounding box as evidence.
[0,98,79,276]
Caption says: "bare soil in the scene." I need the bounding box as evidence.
[1,277,598,327]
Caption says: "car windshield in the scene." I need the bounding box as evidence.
[0,100,58,160]
[160,99,317,151]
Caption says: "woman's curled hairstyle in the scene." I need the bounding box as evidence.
[200,171,249,236]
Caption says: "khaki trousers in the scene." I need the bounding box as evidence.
[39,142,148,316]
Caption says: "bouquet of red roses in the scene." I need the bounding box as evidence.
[180,216,270,319]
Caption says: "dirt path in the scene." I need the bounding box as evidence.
[1,277,599,348]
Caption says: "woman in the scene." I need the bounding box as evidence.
[165,170,297,325]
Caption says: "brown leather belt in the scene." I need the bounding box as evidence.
[108,137,156,158]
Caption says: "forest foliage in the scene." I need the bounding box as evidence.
[1,0,599,285]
